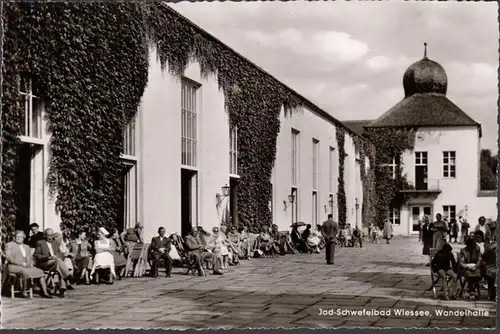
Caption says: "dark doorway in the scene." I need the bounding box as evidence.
[116,168,127,233]
[181,169,197,237]
[14,144,33,234]
[415,165,428,190]
[230,177,239,227]
[291,187,298,225]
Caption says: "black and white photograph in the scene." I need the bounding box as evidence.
[1,0,497,329]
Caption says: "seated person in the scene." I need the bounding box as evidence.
[90,228,116,284]
[149,227,173,278]
[256,225,274,256]
[474,230,485,254]
[34,228,72,298]
[316,225,326,250]
[291,224,308,253]
[220,224,239,265]
[482,240,496,301]
[108,228,127,280]
[337,228,347,247]
[458,236,482,298]
[345,224,353,246]
[207,226,229,269]
[352,226,363,248]
[270,224,286,255]
[120,222,144,256]
[237,226,251,259]
[68,229,92,285]
[227,225,244,262]
[6,230,52,298]
[54,232,74,278]
[184,227,222,276]
[431,243,458,300]
[26,223,45,249]
[304,224,321,253]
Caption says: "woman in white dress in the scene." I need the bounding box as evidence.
[206,226,229,270]
[90,227,116,284]
[307,227,321,253]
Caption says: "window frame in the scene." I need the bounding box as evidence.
[443,205,456,222]
[443,151,456,178]
[291,129,300,187]
[229,126,239,177]
[181,78,200,169]
[388,207,401,225]
[312,138,319,191]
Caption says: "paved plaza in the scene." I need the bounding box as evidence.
[1,237,496,329]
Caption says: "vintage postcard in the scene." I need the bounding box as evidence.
[1,0,497,330]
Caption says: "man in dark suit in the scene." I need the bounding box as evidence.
[184,227,223,276]
[26,223,45,249]
[34,228,72,297]
[150,227,173,278]
[321,214,338,265]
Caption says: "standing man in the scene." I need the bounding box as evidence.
[321,214,338,265]
[475,216,491,244]
[460,216,469,243]
[149,227,173,278]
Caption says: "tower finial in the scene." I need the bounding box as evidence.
[424,42,428,59]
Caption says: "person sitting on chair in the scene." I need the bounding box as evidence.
[34,228,72,298]
[458,236,482,299]
[149,227,173,278]
[431,243,457,300]
[184,227,223,276]
[6,230,52,298]
[291,224,308,253]
[482,240,497,301]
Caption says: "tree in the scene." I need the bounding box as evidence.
[480,149,497,190]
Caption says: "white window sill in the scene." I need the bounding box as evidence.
[229,174,240,179]
[120,154,138,162]
[19,135,46,146]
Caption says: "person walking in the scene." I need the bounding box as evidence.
[383,219,393,244]
[432,213,449,251]
[321,214,338,265]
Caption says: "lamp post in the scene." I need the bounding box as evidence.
[328,195,334,215]
[289,193,295,225]
[216,184,230,207]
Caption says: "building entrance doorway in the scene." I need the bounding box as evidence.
[14,143,43,234]
[229,177,239,227]
[181,169,197,237]
[411,206,432,234]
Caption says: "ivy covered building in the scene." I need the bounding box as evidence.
[2,2,374,243]
[344,48,497,236]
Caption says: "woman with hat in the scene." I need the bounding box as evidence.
[90,227,116,284]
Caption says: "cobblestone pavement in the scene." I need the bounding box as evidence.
[1,237,496,329]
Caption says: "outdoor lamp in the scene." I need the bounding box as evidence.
[355,198,359,210]
[221,184,230,197]
[216,184,230,208]
[328,197,334,208]
[288,194,295,203]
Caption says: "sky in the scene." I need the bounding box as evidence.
[173,1,498,151]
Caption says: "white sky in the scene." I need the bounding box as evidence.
[173,1,498,150]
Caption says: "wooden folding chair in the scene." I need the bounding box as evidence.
[124,243,148,278]
[170,234,200,276]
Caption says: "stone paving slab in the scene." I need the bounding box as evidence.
[2,237,496,329]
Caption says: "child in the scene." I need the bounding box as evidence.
[431,243,458,300]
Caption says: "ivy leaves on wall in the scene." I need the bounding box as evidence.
[2,1,373,245]
[364,127,416,227]
[336,128,347,226]
[2,1,149,243]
